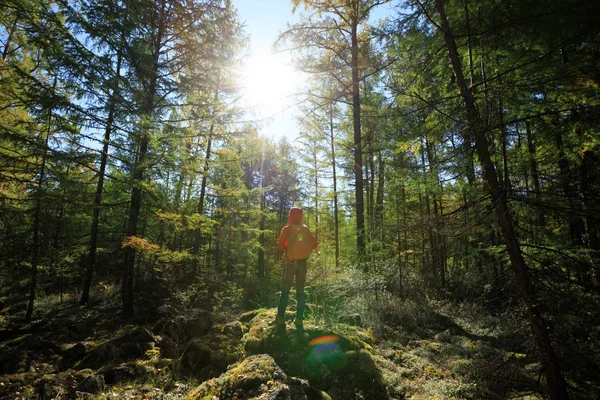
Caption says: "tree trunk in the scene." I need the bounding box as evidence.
[350,10,365,259]
[1,20,16,61]
[395,183,406,297]
[122,18,161,318]
[375,150,385,246]
[54,158,70,250]
[364,156,371,248]
[554,126,585,252]
[499,99,511,194]
[434,1,569,397]
[425,135,444,289]
[330,106,340,270]
[170,171,185,250]
[574,110,600,284]
[422,137,436,279]
[368,146,375,247]
[525,121,545,229]
[26,94,53,321]
[257,193,266,279]
[81,54,122,305]
[463,0,475,87]
[313,148,319,236]
[193,88,219,267]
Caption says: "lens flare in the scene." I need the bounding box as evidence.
[307,335,343,362]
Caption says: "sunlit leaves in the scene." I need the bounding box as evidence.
[122,235,159,253]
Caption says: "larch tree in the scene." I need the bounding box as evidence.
[432,0,569,396]
[281,0,390,259]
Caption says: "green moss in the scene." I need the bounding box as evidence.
[186,354,286,400]
[75,325,158,370]
[180,332,244,380]
[242,309,289,355]
[239,309,263,323]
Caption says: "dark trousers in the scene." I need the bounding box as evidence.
[276,259,307,319]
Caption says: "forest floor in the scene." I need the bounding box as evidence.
[0,285,592,399]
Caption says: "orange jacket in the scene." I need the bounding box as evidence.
[277,208,318,263]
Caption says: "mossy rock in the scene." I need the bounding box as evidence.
[99,362,150,384]
[61,342,89,367]
[221,320,245,339]
[75,374,105,394]
[0,334,60,375]
[242,309,371,363]
[76,325,158,370]
[241,309,291,355]
[186,354,329,400]
[32,373,63,397]
[239,309,261,323]
[180,339,211,373]
[180,332,243,380]
[0,350,25,374]
[153,308,213,343]
[240,310,387,399]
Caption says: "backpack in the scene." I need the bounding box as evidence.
[286,223,313,261]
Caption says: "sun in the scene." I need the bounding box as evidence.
[240,48,301,117]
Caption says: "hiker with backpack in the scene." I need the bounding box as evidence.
[272,207,318,328]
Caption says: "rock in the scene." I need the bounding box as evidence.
[155,304,177,318]
[288,377,332,400]
[180,339,211,372]
[185,309,213,338]
[187,354,286,399]
[242,309,289,355]
[29,336,41,352]
[0,351,24,374]
[179,332,243,380]
[158,335,176,358]
[76,326,158,370]
[120,341,149,359]
[239,310,261,323]
[101,363,148,384]
[154,309,213,343]
[187,354,331,400]
[62,342,88,367]
[69,322,95,341]
[33,374,61,399]
[120,325,157,345]
[222,321,244,338]
[237,309,386,399]
[76,375,105,394]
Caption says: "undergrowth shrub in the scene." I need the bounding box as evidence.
[240,274,279,311]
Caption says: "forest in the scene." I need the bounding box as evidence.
[0,0,599,398]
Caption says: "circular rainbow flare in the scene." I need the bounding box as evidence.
[307,335,343,362]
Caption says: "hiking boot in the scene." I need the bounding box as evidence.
[269,315,286,327]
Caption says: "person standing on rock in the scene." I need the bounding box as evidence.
[271,207,318,328]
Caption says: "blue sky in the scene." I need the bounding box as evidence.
[233,0,302,143]
[232,0,396,143]
[234,1,301,52]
